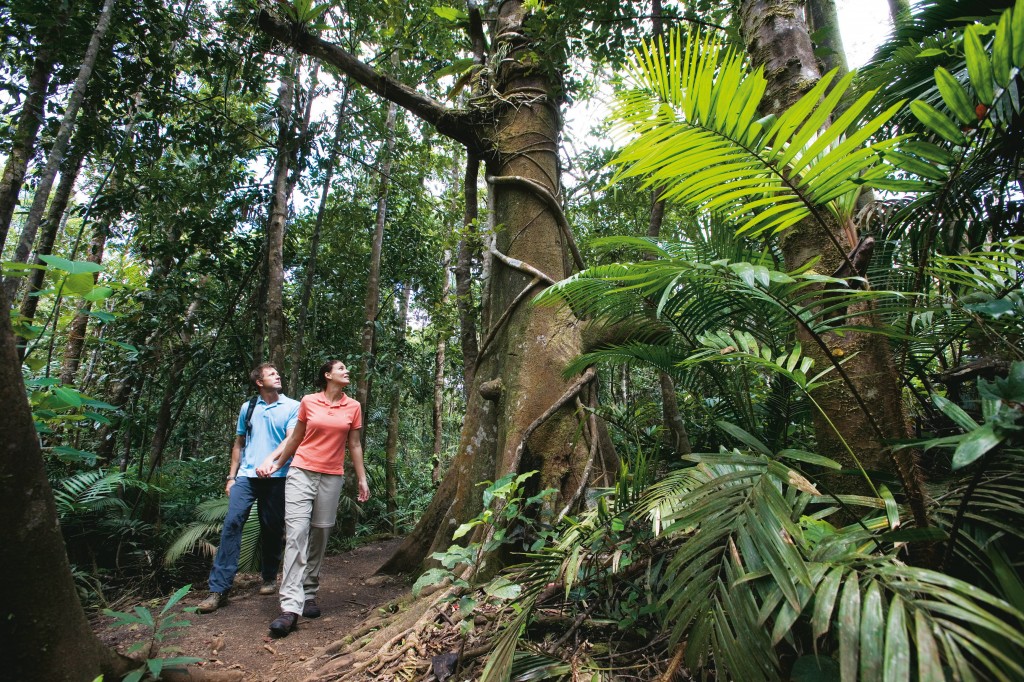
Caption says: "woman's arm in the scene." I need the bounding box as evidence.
[348,428,370,502]
[256,421,306,477]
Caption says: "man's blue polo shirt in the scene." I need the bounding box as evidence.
[235,394,300,478]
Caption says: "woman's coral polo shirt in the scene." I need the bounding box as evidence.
[292,392,363,476]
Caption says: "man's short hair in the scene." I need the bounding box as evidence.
[250,363,278,387]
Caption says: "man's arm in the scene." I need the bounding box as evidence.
[226,435,244,495]
[256,422,305,477]
[348,428,370,502]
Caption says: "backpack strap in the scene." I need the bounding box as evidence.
[244,395,260,440]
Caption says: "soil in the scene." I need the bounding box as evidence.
[94,538,410,681]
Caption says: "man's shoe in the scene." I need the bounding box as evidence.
[269,611,298,638]
[197,592,226,614]
[259,580,277,596]
[302,599,321,618]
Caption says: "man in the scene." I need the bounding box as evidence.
[197,363,300,613]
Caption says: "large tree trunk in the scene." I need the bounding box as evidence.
[264,56,297,372]
[433,246,453,484]
[0,44,54,252]
[0,285,137,681]
[385,285,411,532]
[738,0,925,522]
[289,83,350,394]
[259,0,614,575]
[2,0,116,302]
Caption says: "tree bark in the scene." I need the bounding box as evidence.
[805,0,849,77]
[738,0,925,520]
[289,82,350,394]
[385,285,411,532]
[18,137,89,330]
[455,155,481,397]
[0,283,138,681]
[264,55,297,372]
[0,44,54,253]
[2,0,116,302]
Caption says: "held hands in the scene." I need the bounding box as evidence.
[256,456,280,478]
[357,479,370,503]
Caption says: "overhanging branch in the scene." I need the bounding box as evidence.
[256,10,485,155]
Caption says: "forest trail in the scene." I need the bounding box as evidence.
[96,538,409,681]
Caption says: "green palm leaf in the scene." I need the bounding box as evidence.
[609,29,904,238]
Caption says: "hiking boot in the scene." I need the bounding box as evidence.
[302,598,321,618]
[269,611,298,638]
[197,592,226,614]
[259,579,277,596]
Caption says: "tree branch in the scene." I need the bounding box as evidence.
[256,10,484,154]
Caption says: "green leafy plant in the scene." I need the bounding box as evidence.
[413,472,557,633]
[102,585,202,682]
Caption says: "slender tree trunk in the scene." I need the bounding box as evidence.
[264,56,297,372]
[805,0,849,77]
[18,138,89,329]
[433,248,452,484]
[59,226,107,386]
[2,0,116,302]
[385,286,411,532]
[0,45,54,252]
[355,100,398,422]
[738,0,925,521]
[454,155,480,396]
[290,83,350,393]
[146,286,206,478]
[887,0,910,26]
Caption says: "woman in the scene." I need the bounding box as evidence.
[256,358,370,638]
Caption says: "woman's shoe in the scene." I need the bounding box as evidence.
[269,611,298,638]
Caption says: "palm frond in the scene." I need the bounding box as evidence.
[609,29,904,238]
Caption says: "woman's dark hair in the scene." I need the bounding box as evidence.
[315,359,344,390]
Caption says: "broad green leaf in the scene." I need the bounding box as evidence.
[965,26,995,104]
[778,449,841,469]
[883,597,910,682]
[909,101,968,145]
[53,386,84,408]
[715,420,771,455]
[83,286,114,301]
[931,394,979,431]
[432,6,467,21]
[993,11,1012,86]
[951,423,1002,469]
[412,568,449,597]
[934,67,975,123]
[39,254,103,274]
[484,577,522,600]
[838,572,861,681]
[162,584,192,614]
[88,310,116,323]
[860,582,884,681]
[64,272,97,295]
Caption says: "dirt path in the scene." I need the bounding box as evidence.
[96,538,409,681]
